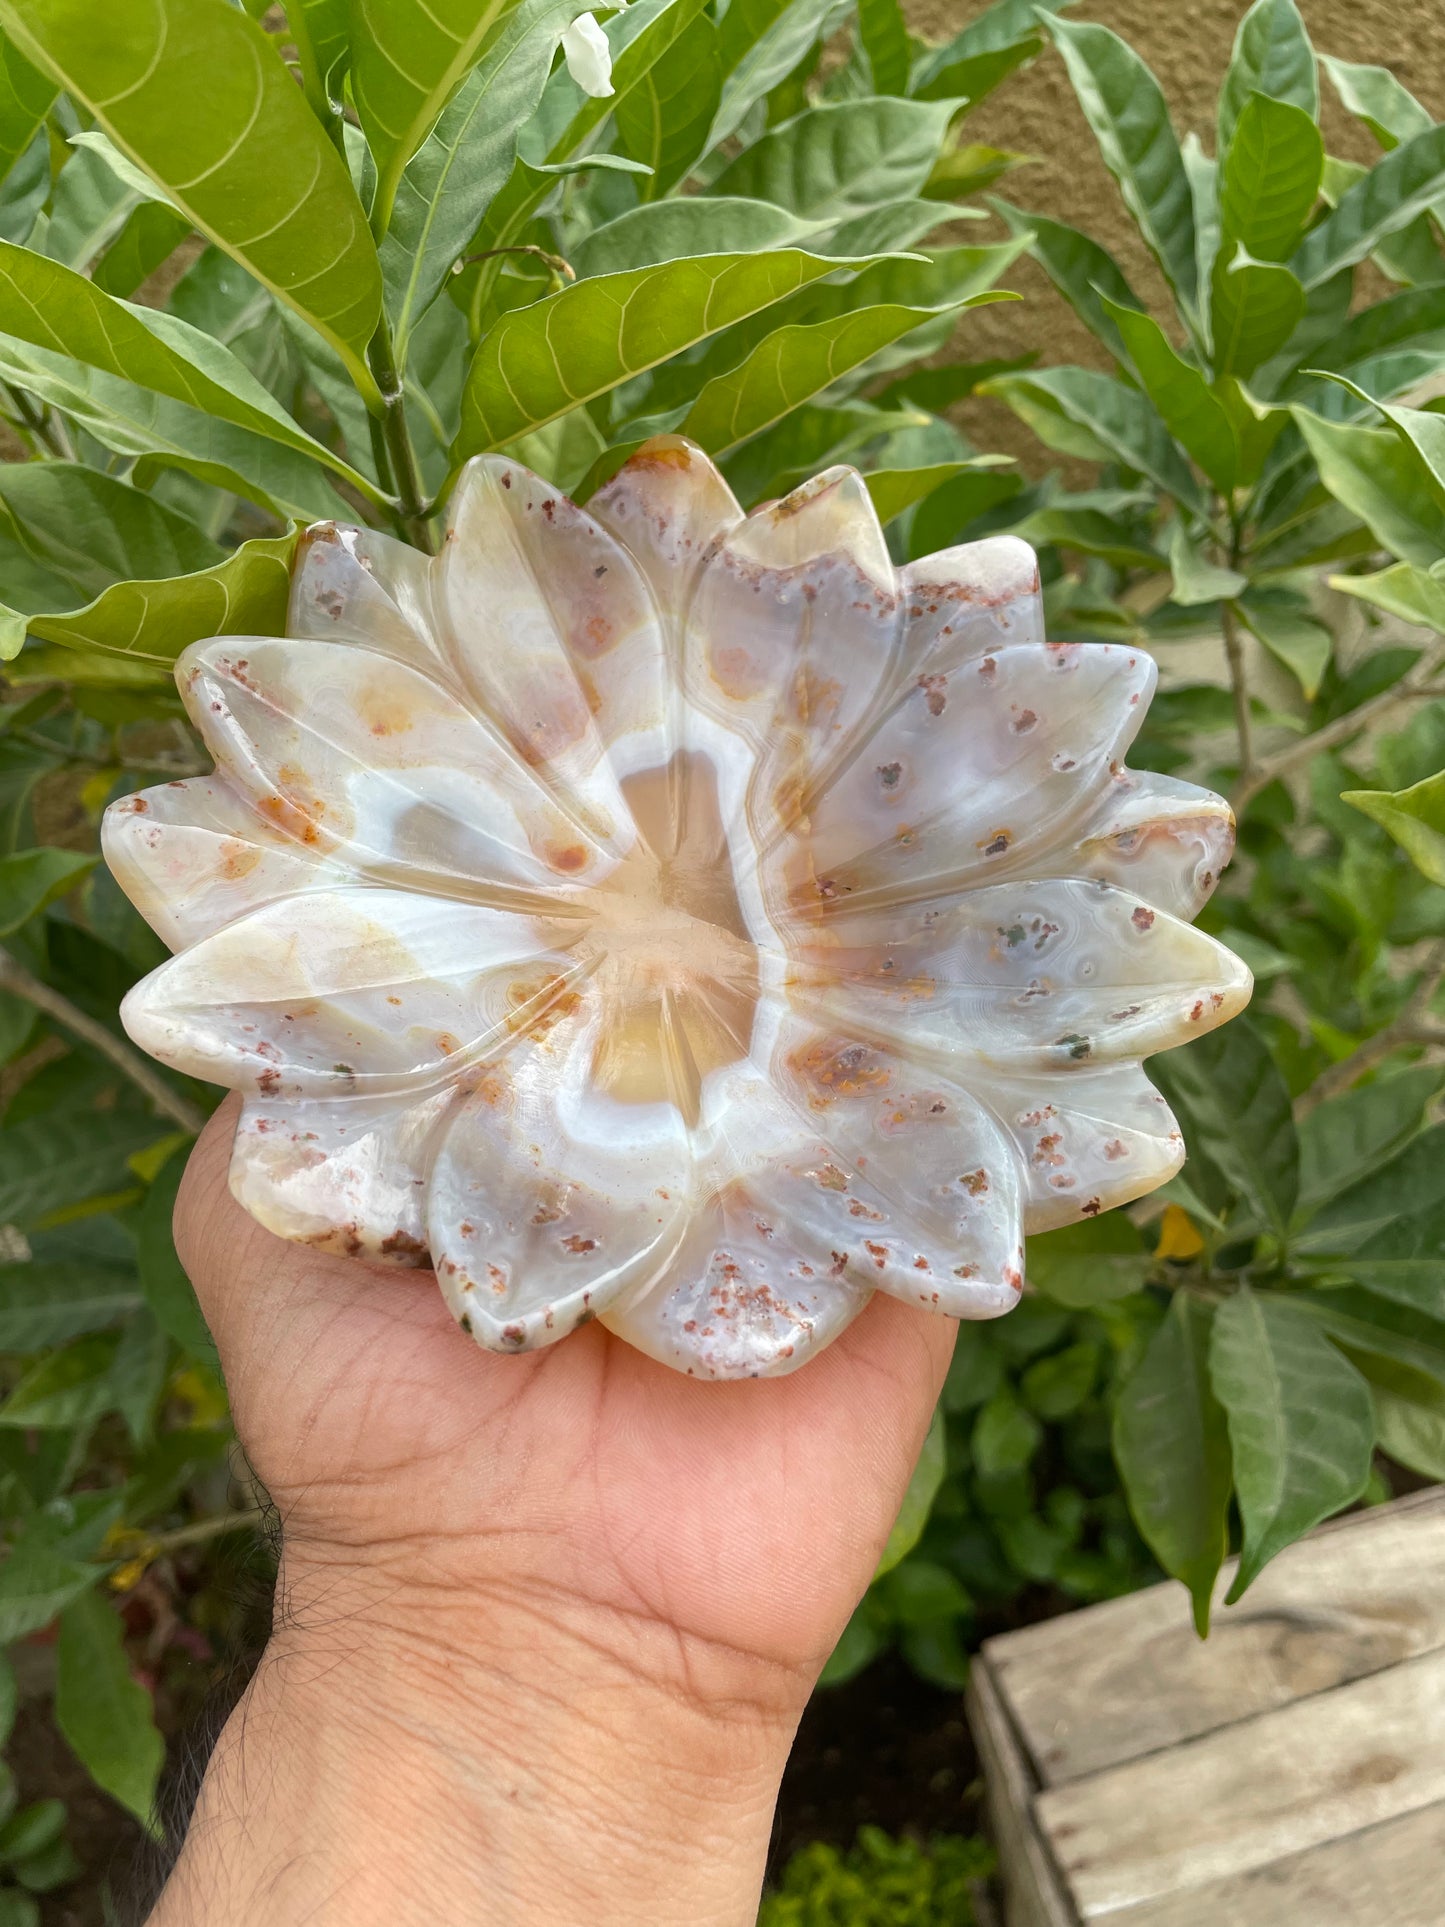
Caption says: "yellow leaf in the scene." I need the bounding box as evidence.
[1155,1203,1205,1260]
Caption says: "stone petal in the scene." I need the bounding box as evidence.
[588,435,742,627]
[427,998,692,1350]
[790,879,1253,1070]
[989,1063,1187,1232]
[781,640,1156,910]
[1051,770,1236,921]
[229,1087,456,1264]
[102,775,356,951]
[120,886,579,1098]
[896,536,1045,676]
[178,635,623,893]
[438,456,660,813]
[288,521,442,671]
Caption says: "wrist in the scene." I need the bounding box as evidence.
[151,1550,805,1927]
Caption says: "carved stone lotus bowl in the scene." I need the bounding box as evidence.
[104,436,1250,1378]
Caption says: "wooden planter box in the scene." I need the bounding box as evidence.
[967,1488,1445,1926]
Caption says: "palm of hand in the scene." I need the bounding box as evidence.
[178,1098,954,1694]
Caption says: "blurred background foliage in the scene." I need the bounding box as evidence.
[0,0,1437,1918]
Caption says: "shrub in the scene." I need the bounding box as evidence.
[760,1826,994,1926]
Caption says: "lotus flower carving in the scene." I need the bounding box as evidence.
[104,437,1250,1378]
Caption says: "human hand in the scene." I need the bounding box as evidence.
[149,1096,954,1927]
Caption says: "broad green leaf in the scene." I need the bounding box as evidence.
[821,199,960,259]
[0,463,219,604]
[1322,55,1434,151]
[0,0,383,397]
[1338,1204,1445,1318]
[1210,1286,1373,1599]
[1021,1342,1097,1420]
[91,201,192,300]
[0,1334,120,1429]
[857,0,908,96]
[382,0,598,361]
[678,289,1014,456]
[137,1145,214,1360]
[1219,94,1322,266]
[1102,297,1238,491]
[993,199,1144,365]
[910,0,1069,104]
[875,1408,945,1577]
[1342,771,1445,885]
[981,366,1205,511]
[615,14,721,199]
[66,129,180,213]
[456,249,863,454]
[1183,134,1219,343]
[42,139,144,273]
[56,1587,163,1830]
[1045,16,1197,326]
[1301,1126,1445,1256]
[905,467,1025,559]
[1025,1212,1152,1308]
[1114,1293,1231,1635]
[0,337,351,526]
[1150,1018,1297,1231]
[708,0,838,152]
[0,847,94,934]
[1012,504,1163,571]
[1217,0,1317,154]
[1373,1386,1445,1480]
[971,1388,1041,1476]
[864,461,1008,526]
[1286,284,1445,393]
[1211,253,1304,379]
[1330,560,1445,634]
[709,97,962,224]
[1297,1067,1442,1213]
[23,530,296,672]
[1238,589,1332,697]
[0,1262,142,1349]
[0,1544,95,1644]
[572,198,821,279]
[1287,1295,1445,1415]
[921,140,1027,202]
[1166,524,1246,606]
[110,1305,169,1445]
[0,32,51,186]
[1291,125,1445,292]
[870,352,1036,415]
[0,1110,169,1228]
[1292,408,1445,568]
[1317,382,1445,520]
[287,0,351,119]
[0,242,377,500]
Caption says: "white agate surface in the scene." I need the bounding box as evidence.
[105,437,1251,1378]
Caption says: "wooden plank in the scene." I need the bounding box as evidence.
[1035,1644,1445,1917]
[983,1489,1445,1786]
[966,1657,1077,1927]
[1109,1801,1445,1927]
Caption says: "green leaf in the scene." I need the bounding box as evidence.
[857,0,909,96]
[1330,560,1445,634]
[0,1262,142,1349]
[1114,1293,1231,1635]
[1317,381,1445,519]
[1302,1125,1445,1256]
[1150,1018,1297,1232]
[0,1109,168,1228]
[0,847,93,933]
[1045,16,1197,327]
[56,1586,163,1830]
[993,199,1145,365]
[1211,254,1305,379]
[1217,0,1317,155]
[971,1388,1042,1476]
[0,1797,67,1866]
[1322,55,1434,152]
[0,33,51,187]
[0,1651,14,1749]
[381,0,598,361]
[1219,94,1322,266]
[1297,1068,1442,1215]
[0,0,383,398]
[1292,408,1445,568]
[1024,1213,1152,1308]
[0,1544,94,1644]
[615,14,721,199]
[1102,297,1238,490]
[910,0,1069,105]
[1238,589,1333,698]
[708,0,838,152]
[91,201,193,300]
[875,1408,945,1577]
[1210,1287,1374,1598]
[864,460,1009,526]
[981,365,1205,510]
[1021,1341,1097,1420]
[678,288,1014,456]
[0,463,220,603]
[287,0,351,119]
[1342,771,1445,884]
[0,241,376,500]
[1373,1385,1445,1479]
[137,1146,214,1361]
[1011,503,1163,571]
[572,198,821,280]
[1292,124,1445,292]
[24,529,297,673]
[1166,524,1246,606]
[0,1334,122,1429]
[456,248,864,454]
[709,97,962,224]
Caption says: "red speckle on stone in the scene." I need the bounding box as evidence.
[1132,907,1155,931]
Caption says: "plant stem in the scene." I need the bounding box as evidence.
[1296,939,1445,1115]
[1231,646,1445,813]
[365,322,433,553]
[455,244,576,282]
[1220,597,1254,791]
[0,946,206,1134]
[130,1507,268,1560]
